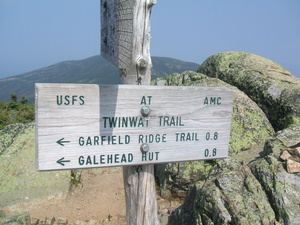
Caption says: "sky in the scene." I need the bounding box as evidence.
[0,0,299,79]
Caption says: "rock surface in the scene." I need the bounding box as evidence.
[153,68,300,224]
[0,123,71,209]
[252,125,300,225]
[153,71,274,198]
[198,52,300,131]
[167,125,300,225]
[286,158,300,173]
[169,157,276,225]
[0,210,31,225]
[153,71,274,155]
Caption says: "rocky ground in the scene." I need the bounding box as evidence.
[2,168,182,225]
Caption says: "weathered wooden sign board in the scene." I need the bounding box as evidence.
[35,83,233,171]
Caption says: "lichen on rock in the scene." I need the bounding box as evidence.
[153,71,274,155]
[169,157,276,225]
[198,51,300,131]
[0,211,31,225]
[153,67,300,224]
[153,71,274,199]
[251,155,300,225]
[167,124,300,225]
[0,123,71,209]
[250,125,300,224]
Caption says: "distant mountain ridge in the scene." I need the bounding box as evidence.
[0,55,199,103]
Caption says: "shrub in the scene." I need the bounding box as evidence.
[0,95,34,130]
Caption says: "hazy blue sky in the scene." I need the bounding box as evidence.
[1,0,299,79]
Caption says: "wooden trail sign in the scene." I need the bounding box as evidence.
[35,83,233,171]
[34,0,234,224]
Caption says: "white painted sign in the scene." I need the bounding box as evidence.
[35,84,233,171]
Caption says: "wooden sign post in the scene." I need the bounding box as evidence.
[35,1,233,225]
[101,0,155,85]
[101,0,158,224]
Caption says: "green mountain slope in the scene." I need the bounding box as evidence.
[0,55,199,103]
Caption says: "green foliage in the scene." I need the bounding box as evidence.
[10,93,18,102]
[0,95,34,130]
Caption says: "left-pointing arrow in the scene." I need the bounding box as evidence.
[57,157,71,166]
[56,138,70,146]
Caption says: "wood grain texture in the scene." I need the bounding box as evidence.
[101,0,154,85]
[35,84,233,171]
[101,0,134,69]
[123,165,159,225]
[112,1,158,223]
